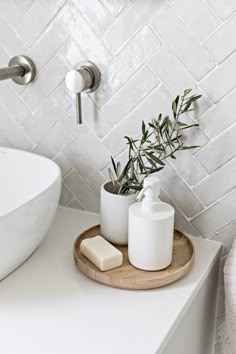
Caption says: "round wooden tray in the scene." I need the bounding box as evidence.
[73,225,194,290]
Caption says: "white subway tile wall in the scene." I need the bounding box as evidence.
[0,1,235,349]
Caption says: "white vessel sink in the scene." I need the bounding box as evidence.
[0,147,61,280]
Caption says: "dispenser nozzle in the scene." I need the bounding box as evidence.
[137,186,150,202]
[136,176,161,212]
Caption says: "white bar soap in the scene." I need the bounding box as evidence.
[80,236,123,271]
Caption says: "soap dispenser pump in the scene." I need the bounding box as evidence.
[128,176,175,271]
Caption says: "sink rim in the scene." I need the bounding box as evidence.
[0,147,61,218]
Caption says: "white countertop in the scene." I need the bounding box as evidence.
[0,206,222,354]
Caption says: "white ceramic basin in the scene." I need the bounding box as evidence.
[0,147,61,280]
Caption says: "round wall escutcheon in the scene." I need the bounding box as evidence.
[8,55,36,85]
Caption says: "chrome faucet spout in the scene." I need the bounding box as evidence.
[0,65,25,81]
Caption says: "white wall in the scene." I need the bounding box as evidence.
[0,0,235,349]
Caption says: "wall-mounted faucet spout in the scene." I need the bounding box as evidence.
[0,55,36,85]
[0,65,25,81]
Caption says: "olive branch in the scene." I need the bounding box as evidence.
[108,89,201,195]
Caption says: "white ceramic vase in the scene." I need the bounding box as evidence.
[100,182,136,245]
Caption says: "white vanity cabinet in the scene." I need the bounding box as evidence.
[0,207,221,354]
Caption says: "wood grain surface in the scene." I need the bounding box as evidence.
[73,225,194,290]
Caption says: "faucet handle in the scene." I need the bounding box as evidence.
[66,68,92,94]
[65,62,100,124]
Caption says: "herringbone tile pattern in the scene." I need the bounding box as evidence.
[0,0,235,254]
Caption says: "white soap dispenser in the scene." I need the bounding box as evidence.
[128,176,175,271]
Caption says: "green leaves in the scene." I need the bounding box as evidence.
[182,94,202,114]
[178,123,199,131]
[145,152,165,166]
[184,88,192,95]
[142,120,146,135]
[147,167,164,174]
[111,156,118,175]
[179,145,199,150]
[109,89,201,195]
[172,95,179,119]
